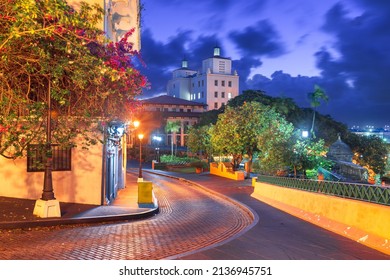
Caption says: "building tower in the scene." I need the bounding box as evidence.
[167,46,239,110]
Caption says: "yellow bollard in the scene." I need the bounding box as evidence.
[252,177,258,187]
[138,181,153,204]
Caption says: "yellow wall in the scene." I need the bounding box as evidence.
[210,162,245,180]
[0,144,104,205]
[252,181,390,255]
[67,0,104,29]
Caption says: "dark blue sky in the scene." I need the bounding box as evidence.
[137,0,390,128]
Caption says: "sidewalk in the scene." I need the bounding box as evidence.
[0,171,158,229]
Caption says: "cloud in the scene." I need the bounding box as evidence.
[245,71,321,107]
[139,29,192,96]
[229,20,286,58]
[139,29,225,98]
[315,1,390,124]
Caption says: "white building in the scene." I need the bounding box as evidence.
[167,47,239,110]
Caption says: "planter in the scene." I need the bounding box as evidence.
[195,167,203,174]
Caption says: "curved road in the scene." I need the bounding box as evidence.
[0,172,253,260]
[170,172,390,260]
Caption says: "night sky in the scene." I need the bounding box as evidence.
[137,0,390,128]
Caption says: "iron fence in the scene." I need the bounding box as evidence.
[257,175,390,206]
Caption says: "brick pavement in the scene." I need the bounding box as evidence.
[0,171,254,260]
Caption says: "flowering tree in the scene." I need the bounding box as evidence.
[0,0,147,159]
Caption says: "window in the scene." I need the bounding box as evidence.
[201,92,204,98]
[202,80,204,86]
[221,92,225,98]
[198,81,200,87]
[214,102,218,109]
[228,92,232,99]
[198,92,201,99]
[180,108,184,112]
[228,81,232,87]
[214,80,218,86]
[222,102,225,107]
[187,109,191,112]
[222,80,225,86]
[214,91,218,98]
[27,144,72,172]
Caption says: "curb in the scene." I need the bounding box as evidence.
[0,207,159,230]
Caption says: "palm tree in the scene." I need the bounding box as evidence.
[165,120,181,156]
[307,85,328,138]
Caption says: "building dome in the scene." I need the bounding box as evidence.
[327,135,353,162]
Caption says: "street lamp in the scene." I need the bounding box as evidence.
[138,133,144,182]
[33,81,61,218]
[131,120,140,148]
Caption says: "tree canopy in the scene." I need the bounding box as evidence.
[0,0,147,159]
[187,125,212,159]
[210,102,294,175]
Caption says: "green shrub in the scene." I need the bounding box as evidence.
[160,155,199,165]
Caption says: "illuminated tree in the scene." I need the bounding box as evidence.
[210,102,294,176]
[187,125,212,159]
[288,135,329,178]
[0,0,147,159]
[345,134,388,181]
[164,120,181,156]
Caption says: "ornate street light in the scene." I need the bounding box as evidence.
[33,81,61,218]
[138,133,144,182]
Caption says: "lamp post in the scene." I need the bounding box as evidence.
[42,88,55,201]
[132,120,140,148]
[33,81,61,218]
[138,133,144,182]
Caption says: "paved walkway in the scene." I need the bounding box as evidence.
[0,170,253,259]
[0,172,158,229]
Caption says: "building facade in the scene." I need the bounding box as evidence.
[67,0,141,50]
[167,47,239,110]
[138,95,207,150]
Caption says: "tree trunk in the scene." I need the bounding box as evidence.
[310,110,316,138]
[245,154,253,179]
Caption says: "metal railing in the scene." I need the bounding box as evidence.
[257,175,390,206]
[27,144,72,172]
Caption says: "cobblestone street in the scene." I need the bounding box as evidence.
[0,172,254,260]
